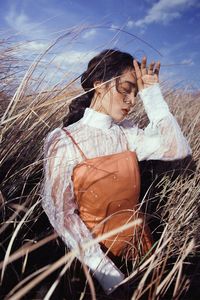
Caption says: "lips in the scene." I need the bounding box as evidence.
[121,108,129,114]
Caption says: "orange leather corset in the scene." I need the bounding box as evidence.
[63,128,153,258]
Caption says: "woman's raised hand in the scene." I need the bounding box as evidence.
[133,56,160,91]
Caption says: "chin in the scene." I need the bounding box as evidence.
[114,115,125,122]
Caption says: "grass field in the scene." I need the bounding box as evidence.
[0,37,200,300]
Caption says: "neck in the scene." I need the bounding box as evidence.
[89,94,109,116]
[81,107,113,129]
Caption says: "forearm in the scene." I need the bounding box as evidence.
[138,83,192,159]
[58,213,125,294]
[138,83,170,121]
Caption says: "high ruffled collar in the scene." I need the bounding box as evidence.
[81,107,113,129]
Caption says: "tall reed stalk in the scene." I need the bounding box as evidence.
[0,33,199,300]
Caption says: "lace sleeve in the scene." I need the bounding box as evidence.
[121,84,192,161]
[42,128,124,294]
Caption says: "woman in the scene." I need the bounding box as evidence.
[42,49,192,295]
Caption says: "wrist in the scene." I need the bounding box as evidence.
[138,82,160,94]
[88,256,125,295]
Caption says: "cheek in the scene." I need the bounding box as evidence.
[111,97,122,113]
[105,91,119,109]
[103,89,123,114]
[111,91,123,107]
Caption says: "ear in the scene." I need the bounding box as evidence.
[93,80,105,95]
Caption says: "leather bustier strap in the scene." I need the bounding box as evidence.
[62,128,88,161]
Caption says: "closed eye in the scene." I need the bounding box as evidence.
[120,84,137,96]
[116,78,138,97]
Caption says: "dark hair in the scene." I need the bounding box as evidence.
[63,49,137,127]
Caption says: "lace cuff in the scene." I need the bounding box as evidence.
[86,255,125,294]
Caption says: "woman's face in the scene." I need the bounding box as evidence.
[90,68,137,122]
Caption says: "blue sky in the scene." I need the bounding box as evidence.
[1,0,200,89]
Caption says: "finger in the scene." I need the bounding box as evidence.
[133,59,143,91]
[141,56,147,76]
[154,61,161,78]
[137,77,143,91]
[148,61,155,75]
[133,59,142,78]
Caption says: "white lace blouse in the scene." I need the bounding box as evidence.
[42,83,192,294]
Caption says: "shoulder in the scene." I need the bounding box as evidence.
[44,127,71,154]
[45,128,65,146]
[44,120,84,156]
[44,128,64,156]
[45,120,81,145]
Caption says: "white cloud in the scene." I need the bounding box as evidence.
[54,50,96,65]
[134,0,196,27]
[127,20,135,28]
[4,4,46,38]
[159,41,187,56]
[19,41,49,52]
[181,58,194,65]
[46,50,96,75]
[82,29,97,39]
[109,24,119,31]
[52,50,97,74]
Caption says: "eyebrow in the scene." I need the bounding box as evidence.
[124,81,137,88]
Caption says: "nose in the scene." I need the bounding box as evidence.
[125,93,135,106]
[130,95,135,106]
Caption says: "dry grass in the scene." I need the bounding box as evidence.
[0,35,199,300]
